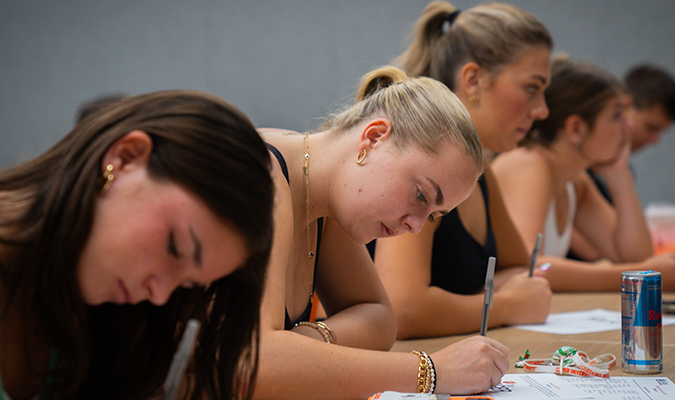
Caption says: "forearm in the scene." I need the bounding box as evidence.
[605,169,653,261]
[321,301,397,350]
[255,330,419,400]
[539,256,641,291]
[391,287,519,339]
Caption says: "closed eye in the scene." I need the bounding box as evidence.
[168,231,179,258]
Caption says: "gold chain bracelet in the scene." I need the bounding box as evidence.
[411,350,436,393]
[295,321,337,344]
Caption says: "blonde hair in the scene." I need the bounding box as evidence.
[322,65,483,171]
[398,1,552,90]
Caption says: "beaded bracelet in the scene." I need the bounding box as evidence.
[295,321,337,344]
[411,350,436,393]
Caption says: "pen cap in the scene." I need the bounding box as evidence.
[484,256,496,290]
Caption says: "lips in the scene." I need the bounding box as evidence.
[116,279,133,304]
[380,223,395,238]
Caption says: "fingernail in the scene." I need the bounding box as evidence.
[539,262,552,272]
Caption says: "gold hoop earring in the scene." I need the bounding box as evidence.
[469,90,478,103]
[101,164,114,190]
[356,149,367,164]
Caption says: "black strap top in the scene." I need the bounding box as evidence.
[266,143,323,330]
[430,175,497,294]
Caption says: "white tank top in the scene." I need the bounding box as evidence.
[542,181,576,257]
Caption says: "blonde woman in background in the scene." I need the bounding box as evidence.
[371,1,552,339]
[492,57,675,291]
[254,65,509,399]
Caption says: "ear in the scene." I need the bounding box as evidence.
[458,62,483,101]
[562,114,589,145]
[101,130,153,174]
[357,118,392,153]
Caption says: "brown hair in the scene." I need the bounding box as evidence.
[0,90,274,399]
[624,64,675,120]
[526,56,623,146]
[322,65,483,171]
[398,1,552,91]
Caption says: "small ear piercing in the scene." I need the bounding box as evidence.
[101,164,114,190]
[356,149,367,164]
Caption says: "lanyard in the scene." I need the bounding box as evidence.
[516,346,617,378]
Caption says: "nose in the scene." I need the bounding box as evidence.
[402,214,426,235]
[145,272,184,306]
[531,99,549,120]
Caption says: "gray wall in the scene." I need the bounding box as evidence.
[2,0,674,204]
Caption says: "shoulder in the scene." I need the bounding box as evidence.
[491,147,553,188]
[572,170,596,202]
[493,147,546,171]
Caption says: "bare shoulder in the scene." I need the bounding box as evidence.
[258,128,299,145]
[493,147,546,170]
[492,147,551,186]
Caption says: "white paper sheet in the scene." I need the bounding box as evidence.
[367,375,675,400]
[513,308,675,334]
[486,374,675,399]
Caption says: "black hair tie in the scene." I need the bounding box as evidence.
[442,10,461,33]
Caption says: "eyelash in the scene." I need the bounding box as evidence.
[168,232,179,258]
[417,189,428,203]
[417,189,437,222]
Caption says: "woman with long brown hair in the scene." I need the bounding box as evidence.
[0,90,275,399]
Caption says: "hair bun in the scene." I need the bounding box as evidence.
[354,65,409,102]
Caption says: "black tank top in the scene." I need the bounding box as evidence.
[430,175,496,294]
[266,143,324,330]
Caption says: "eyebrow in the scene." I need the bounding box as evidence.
[533,75,548,85]
[426,177,444,206]
[189,227,202,269]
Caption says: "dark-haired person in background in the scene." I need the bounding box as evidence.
[570,64,675,261]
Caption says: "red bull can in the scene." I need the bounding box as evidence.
[621,271,662,373]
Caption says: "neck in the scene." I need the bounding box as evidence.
[537,140,588,184]
[298,130,349,224]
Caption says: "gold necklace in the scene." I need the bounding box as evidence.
[303,132,315,303]
[303,132,314,260]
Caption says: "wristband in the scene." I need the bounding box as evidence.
[295,321,337,344]
[411,350,436,393]
[520,347,616,378]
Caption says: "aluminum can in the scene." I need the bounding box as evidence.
[621,271,662,373]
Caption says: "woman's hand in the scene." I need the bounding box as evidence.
[431,336,510,394]
[639,253,675,290]
[496,272,552,325]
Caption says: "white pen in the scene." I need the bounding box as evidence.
[480,256,496,336]
[163,319,201,400]
[528,233,543,277]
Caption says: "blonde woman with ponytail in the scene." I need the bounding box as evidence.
[255,65,509,398]
[371,1,554,338]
